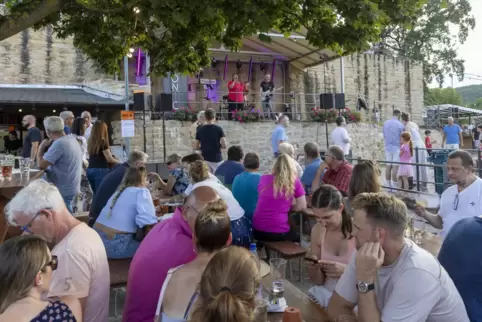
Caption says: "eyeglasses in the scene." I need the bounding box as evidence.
[43,255,58,271]
[166,161,173,166]
[20,212,42,234]
[453,194,459,210]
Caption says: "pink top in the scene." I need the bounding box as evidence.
[252,174,305,233]
[123,209,196,322]
[400,143,412,163]
[320,228,356,292]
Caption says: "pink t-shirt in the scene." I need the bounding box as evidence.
[123,209,196,322]
[252,175,305,233]
[48,223,110,322]
[400,143,412,162]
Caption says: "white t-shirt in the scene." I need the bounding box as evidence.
[335,240,469,322]
[84,123,92,141]
[187,178,245,221]
[184,173,221,196]
[439,177,482,237]
[48,223,110,322]
[331,126,351,155]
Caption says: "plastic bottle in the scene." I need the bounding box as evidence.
[249,242,263,298]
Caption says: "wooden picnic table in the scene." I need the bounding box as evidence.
[263,273,331,322]
[0,170,45,244]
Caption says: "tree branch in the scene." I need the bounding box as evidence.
[0,0,64,41]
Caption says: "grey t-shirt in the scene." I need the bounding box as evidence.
[22,127,42,158]
[335,240,469,322]
[43,135,82,197]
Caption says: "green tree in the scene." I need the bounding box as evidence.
[468,98,482,110]
[1,0,426,80]
[425,88,464,106]
[380,0,475,86]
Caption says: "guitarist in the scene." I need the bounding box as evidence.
[260,74,275,119]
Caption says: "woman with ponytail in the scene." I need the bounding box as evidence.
[189,246,260,322]
[154,199,232,322]
[397,131,414,196]
[94,167,158,258]
[187,160,252,248]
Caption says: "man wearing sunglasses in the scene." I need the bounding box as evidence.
[415,150,482,238]
[5,179,110,322]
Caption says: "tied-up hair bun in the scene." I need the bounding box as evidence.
[198,199,228,224]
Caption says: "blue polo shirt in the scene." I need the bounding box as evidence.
[271,125,287,154]
[438,216,482,321]
[443,124,461,144]
[301,158,322,193]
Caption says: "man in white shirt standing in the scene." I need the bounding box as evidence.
[331,116,351,158]
[415,149,482,237]
[81,111,93,141]
[327,192,468,322]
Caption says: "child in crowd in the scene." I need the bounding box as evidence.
[398,131,414,194]
[424,130,435,157]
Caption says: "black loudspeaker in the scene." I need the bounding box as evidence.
[155,93,173,112]
[133,92,145,111]
[335,93,345,109]
[320,93,334,109]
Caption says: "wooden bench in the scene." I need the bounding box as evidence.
[108,258,132,316]
[262,241,308,281]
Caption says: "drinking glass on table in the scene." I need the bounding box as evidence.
[2,155,14,180]
[269,258,287,297]
[19,157,31,176]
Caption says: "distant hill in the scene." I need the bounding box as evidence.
[455,84,482,105]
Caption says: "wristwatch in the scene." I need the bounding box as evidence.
[356,281,375,293]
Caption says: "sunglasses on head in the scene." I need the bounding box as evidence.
[43,255,58,271]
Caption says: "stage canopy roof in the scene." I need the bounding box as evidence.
[209,29,339,70]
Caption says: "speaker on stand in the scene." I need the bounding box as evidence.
[319,93,336,150]
[155,93,173,162]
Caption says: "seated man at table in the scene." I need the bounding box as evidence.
[300,142,322,194]
[312,145,352,196]
[214,145,244,186]
[438,216,482,321]
[88,150,148,226]
[124,186,218,322]
[5,179,110,322]
[327,193,468,322]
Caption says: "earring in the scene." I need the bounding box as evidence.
[38,280,43,286]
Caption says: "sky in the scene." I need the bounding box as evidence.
[441,0,482,88]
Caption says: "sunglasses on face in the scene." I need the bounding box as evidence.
[43,255,58,271]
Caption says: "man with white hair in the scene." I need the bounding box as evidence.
[124,186,219,322]
[88,150,148,226]
[81,111,93,141]
[271,114,289,157]
[442,117,463,150]
[59,110,75,134]
[21,114,42,162]
[37,116,82,213]
[5,179,109,322]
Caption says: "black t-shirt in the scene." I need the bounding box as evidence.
[474,128,480,140]
[196,124,225,162]
[260,81,274,92]
[89,162,128,226]
[88,141,109,168]
[22,127,42,158]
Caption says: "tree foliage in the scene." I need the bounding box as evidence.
[380,0,475,86]
[467,98,482,110]
[1,0,426,78]
[455,84,482,105]
[425,87,464,106]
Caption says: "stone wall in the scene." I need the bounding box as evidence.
[112,120,387,171]
[291,54,424,124]
[0,27,106,84]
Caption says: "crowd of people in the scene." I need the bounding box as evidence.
[0,106,481,322]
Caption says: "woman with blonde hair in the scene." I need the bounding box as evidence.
[189,246,261,322]
[252,153,307,242]
[154,199,232,322]
[278,142,303,178]
[187,160,252,248]
[87,120,119,194]
[94,167,158,258]
[0,235,82,321]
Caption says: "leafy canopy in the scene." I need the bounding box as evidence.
[380,0,475,86]
[1,0,426,77]
[425,87,464,106]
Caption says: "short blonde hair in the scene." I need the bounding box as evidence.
[278,142,295,157]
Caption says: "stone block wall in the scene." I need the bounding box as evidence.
[112,120,387,171]
[0,27,106,84]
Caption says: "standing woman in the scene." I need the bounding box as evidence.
[70,117,92,212]
[401,112,429,191]
[87,120,119,195]
[0,235,82,321]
